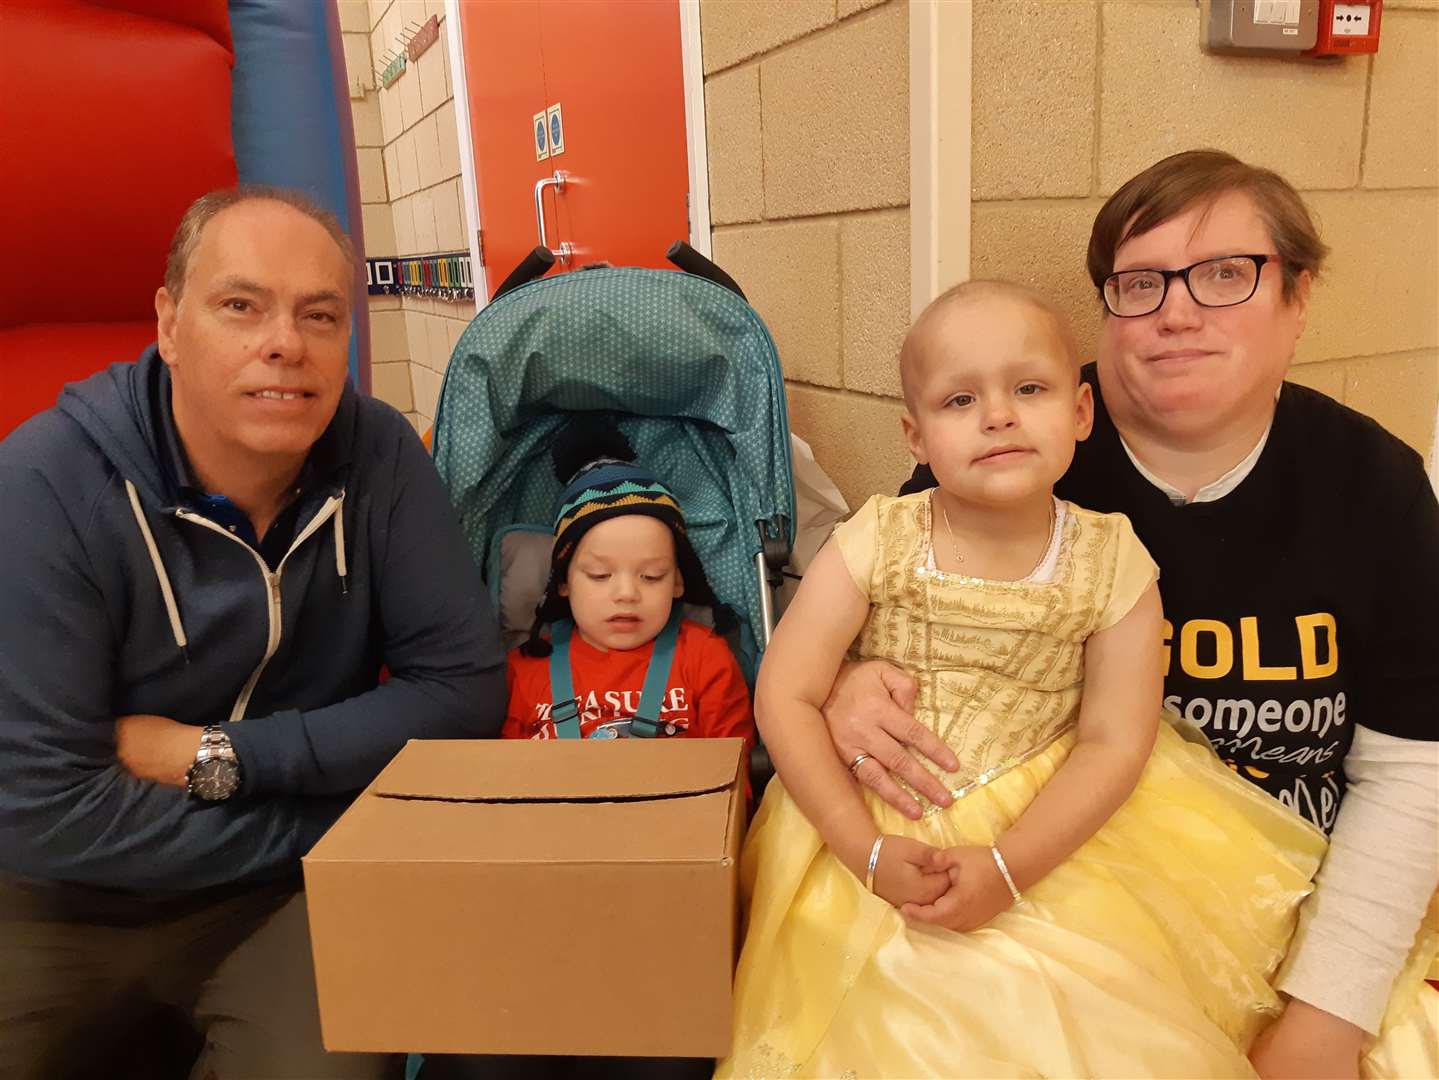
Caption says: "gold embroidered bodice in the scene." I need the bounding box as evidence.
[835,493,1156,808]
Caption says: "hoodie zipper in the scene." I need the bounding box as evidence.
[174,492,346,722]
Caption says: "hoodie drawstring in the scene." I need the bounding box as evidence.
[332,498,348,594]
[125,479,189,657]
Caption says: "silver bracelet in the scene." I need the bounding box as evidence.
[990,844,1025,908]
[864,834,886,893]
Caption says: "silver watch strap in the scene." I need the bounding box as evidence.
[197,725,237,762]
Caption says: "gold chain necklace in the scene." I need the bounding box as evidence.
[938,496,1057,575]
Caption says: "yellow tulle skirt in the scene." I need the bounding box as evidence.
[717,722,1439,1079]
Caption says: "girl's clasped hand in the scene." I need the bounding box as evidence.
[870,836,1017,933]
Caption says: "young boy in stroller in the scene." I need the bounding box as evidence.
[502,416,754,750]
[420,255,794,1078]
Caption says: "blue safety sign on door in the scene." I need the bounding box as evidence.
[546,103,565,156]
[533,111,549,161]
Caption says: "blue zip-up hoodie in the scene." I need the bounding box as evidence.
[0,347,504,891]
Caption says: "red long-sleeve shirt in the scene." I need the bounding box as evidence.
[504,619,755,752]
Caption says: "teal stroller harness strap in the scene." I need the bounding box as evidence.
[547,612,684,739]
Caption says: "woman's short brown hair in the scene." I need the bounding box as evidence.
[1087,149,1327,303]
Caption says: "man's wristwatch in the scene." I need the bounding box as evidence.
[186,725,242,801]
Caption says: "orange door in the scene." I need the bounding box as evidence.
[456,0,690,299]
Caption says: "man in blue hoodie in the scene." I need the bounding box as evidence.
[0,188,503,1078]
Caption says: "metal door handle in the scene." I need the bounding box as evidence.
[534,170,574,264]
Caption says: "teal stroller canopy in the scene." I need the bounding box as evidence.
[432,265,796,681]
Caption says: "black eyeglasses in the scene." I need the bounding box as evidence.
[1102,254,1277,318]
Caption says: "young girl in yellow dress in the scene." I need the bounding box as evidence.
[718,281,1385,1078]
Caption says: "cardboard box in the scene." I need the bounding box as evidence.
[303,737,745,1057]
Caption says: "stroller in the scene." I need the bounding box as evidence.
[431,244,796,691]
[415,244,792,1080]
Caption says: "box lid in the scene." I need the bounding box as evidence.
[306,737,746,865]
[372,737,742,801]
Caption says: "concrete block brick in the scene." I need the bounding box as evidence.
[1388,0,1439,7]
[405,309,429,370]
[373,5,403,104]
[417,37,448,118]
[436,100,462,181]
[369,294,402,312]
[444,314,470,355]
[395,0,428,31]
[1099,1,1368,194]
[1343,350,1439,454]
[433,178,465,252]
[414,113,444,190]
[371,361,414,411]
[1284,357,1346,402]
[378,81,402,145]
[787,384,914,510]
[425,311,454,374]
[407,411,428,436]
[351,94,383,148]
[361,202,396,257]
[711,219,843,388]
[973,0,1096,200]
[339,0,371,33]
[1299,190,1439,363]
[1362,11,1439,189]
[343,33,374,98]
[701,0,835,75]
[971,199,1107,364]
[393,195,416,255]
[412,361,444,419]
[412,187,438,253]
[705,64,764,225]
[357,147,387,205]
[841,208,909,397]
[762,4,908,218]
[367,0,390,33]
[382,143,401,199]
[396,129,420,197]
[378,2,402,49]
[370,308,409,364]
[399,52,423,129]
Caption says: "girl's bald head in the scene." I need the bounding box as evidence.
[899,280,1079,408]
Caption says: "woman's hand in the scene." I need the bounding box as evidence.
[870,835,950,909]
[1249,999,1364,1079]
[900,845,1015,932]
[822,660,959,819]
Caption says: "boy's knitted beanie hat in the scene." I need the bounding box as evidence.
[522,415,730,658]
[550,417,686,568]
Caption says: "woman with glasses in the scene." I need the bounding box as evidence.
[824,150,1438,1078]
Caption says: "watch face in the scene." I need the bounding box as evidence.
[189,758,240,801]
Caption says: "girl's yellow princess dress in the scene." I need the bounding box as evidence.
[718,492,1437,1079]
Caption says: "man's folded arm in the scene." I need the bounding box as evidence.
[227,424,507,797]
[0,463,341,890]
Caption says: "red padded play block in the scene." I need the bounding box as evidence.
[0,323,157,436]
[0,0,235,438]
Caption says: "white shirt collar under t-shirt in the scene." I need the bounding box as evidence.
[1117,417,1274,506]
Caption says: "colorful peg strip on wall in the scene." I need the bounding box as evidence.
[366,252,474,302]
